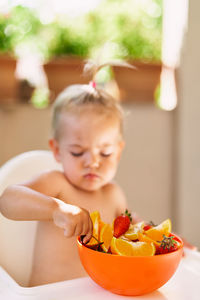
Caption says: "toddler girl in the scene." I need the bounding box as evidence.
[0,63,128,286]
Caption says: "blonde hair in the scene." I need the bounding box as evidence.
[51,61,124,140]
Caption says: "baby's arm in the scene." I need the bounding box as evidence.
[0,171,92,243]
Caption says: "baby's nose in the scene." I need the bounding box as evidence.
[84,153,100,168]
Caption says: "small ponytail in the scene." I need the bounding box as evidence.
[52,57,134,139]
[84,59,135,86]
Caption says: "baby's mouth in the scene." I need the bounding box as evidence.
[84,173,100,180]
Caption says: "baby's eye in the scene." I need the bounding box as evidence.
[101,152,112,157]
[70,152,84,157]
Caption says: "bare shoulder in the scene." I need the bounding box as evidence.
[20,170,68,198]
[23,170,65,185]
[103,182,128,216]
[103,181,123,195]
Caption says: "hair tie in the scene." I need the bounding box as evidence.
[89,81,96,89]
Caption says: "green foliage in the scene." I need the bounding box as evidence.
[31,87,49,108]
[0,0,162,62]
[154,83,161,107]
[43,23,91,59]
[0,6,42,55]
[41,11,107,59]
[0,15,13,53]
[95,0,162,61]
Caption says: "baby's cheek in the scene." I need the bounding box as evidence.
[63,161,77,177]
[104,160,118,176]
[109,156,119,167]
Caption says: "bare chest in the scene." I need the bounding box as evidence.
[59,185,117,224]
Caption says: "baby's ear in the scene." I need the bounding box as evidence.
[49,138,61,162]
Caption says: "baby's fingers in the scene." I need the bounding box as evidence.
[82,232,92,244]
[74,222,83,236]
[82,218,93,244]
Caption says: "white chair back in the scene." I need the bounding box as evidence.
[0,150,62,286]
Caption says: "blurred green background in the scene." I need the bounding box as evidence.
[0,0,162,62]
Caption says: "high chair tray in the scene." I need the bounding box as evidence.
[0,248,200,300]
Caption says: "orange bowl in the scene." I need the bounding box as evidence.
[77,235,183,296]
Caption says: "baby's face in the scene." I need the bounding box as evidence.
[51,110,124,192]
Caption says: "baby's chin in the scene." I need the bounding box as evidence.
[77,184,104,192]
[72,181,108,192]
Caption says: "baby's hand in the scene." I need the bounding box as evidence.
[52,200,93,244]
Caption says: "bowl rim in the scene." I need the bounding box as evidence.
[77,233,183,258]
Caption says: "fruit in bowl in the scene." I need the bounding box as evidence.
[77,211,183,296]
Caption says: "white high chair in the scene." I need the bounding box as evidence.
[0,150,62,286]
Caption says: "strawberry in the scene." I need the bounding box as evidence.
[156,234,180,254]
[169,233,182,243]
[143,224,152,231]
[113,209,132,238]
[143,221,157,231]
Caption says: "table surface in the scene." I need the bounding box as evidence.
[0,249,200,300]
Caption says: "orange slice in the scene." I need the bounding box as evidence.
[131,241,156,256]
[111,237,155,256]
[124,222,145,240]
[99,224,113,252]
[111,219,115,232]
[87,211,100,246]
[124,228,138,240]
[138,232,160,247]
[110,237,134,256]
[99,220,106,233]
[145,219,172,242]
